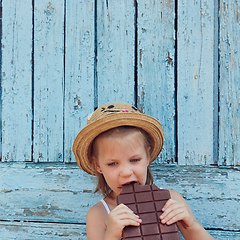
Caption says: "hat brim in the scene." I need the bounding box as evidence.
[72,112,164,175]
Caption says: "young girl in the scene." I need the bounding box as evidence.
[73,103,214,240]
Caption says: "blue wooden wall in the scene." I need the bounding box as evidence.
[0,0,240,167]
[1,2,240,239]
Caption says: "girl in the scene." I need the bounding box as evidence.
[73,103,214,240]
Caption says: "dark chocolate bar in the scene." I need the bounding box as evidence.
[117,183,180,240]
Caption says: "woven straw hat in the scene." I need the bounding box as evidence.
[72,103,164,175]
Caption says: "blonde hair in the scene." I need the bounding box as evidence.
[90,126,154,198]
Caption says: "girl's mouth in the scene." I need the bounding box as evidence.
[122,181,138,186]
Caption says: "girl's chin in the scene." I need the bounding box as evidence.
[112,188,122,197]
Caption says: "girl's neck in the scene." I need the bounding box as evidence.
[105,196,117,208]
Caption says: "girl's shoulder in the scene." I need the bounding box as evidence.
[168,189,185,202]
[87,200,107,219]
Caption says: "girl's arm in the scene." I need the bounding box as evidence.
[160,190,215,240]
[86,203,107,240]
[87,203,141,240]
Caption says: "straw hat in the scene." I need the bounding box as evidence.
[72,103,164,175]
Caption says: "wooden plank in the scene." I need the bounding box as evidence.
[0,163,239,233]
[0,221,87,239]
[208,230,240,240]
[64,0,95,163]
[219,0,240,167]
[1,0,32,161]
[96,0,135,105]
[0,163,101,224]
[1,221,240,240]
[153,165,240,232]
[177,0,215,165]
[137,0,176,163]
[33,0,64,162]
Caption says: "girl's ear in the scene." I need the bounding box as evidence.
[92,156,102,174]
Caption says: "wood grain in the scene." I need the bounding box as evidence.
[0,221,87,240]
[137,0,176,163]
[177,0,215,165]
[33,0,64,162]
[96,0,135,105]
[219,0,240,167]
[64,0,95,163]
[0,163,239,236]
[1,1,240,167]
[1,0,32,161]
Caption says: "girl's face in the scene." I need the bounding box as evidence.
[93,132,150,198]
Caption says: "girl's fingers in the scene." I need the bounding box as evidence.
[161,199,179,218]
[159,191,198,230]
[112,204,138,217]
[162,199,177,212]
[109,204,142,225]
[121,219,142,227]
[160,206,185,224]
[160,199,187,224]
[116,212,142,223]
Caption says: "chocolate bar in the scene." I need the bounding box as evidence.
[117,183,180,240]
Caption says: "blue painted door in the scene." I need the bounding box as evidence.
[0,0,239,167]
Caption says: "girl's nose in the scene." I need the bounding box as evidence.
[119,165,133,177]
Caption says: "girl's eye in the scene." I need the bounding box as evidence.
[130,158,140,163]
[108,162,117,166]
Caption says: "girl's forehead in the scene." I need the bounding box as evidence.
[92,128,149,159]
[100,130,145,145]
[96,132,146,155]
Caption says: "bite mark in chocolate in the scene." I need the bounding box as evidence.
[116,183,180,240]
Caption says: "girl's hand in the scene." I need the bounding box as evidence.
[104,204,142,240]
[159,190,215,240]
[159,197,197,230]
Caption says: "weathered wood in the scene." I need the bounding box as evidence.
[0,221,87,239]
[137,0,176,163]
[177,0,215,165]
[33,0,64,162]
[153,165,240,232]
[64,0,95,163]
[1,221,240,240]
[0,163,101,224]
[96,0,135,105]
[1,0,32,161]
[208,230,240,240]
[219,0,240,167]
[0,163,239,235]
[1,0,240,168]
